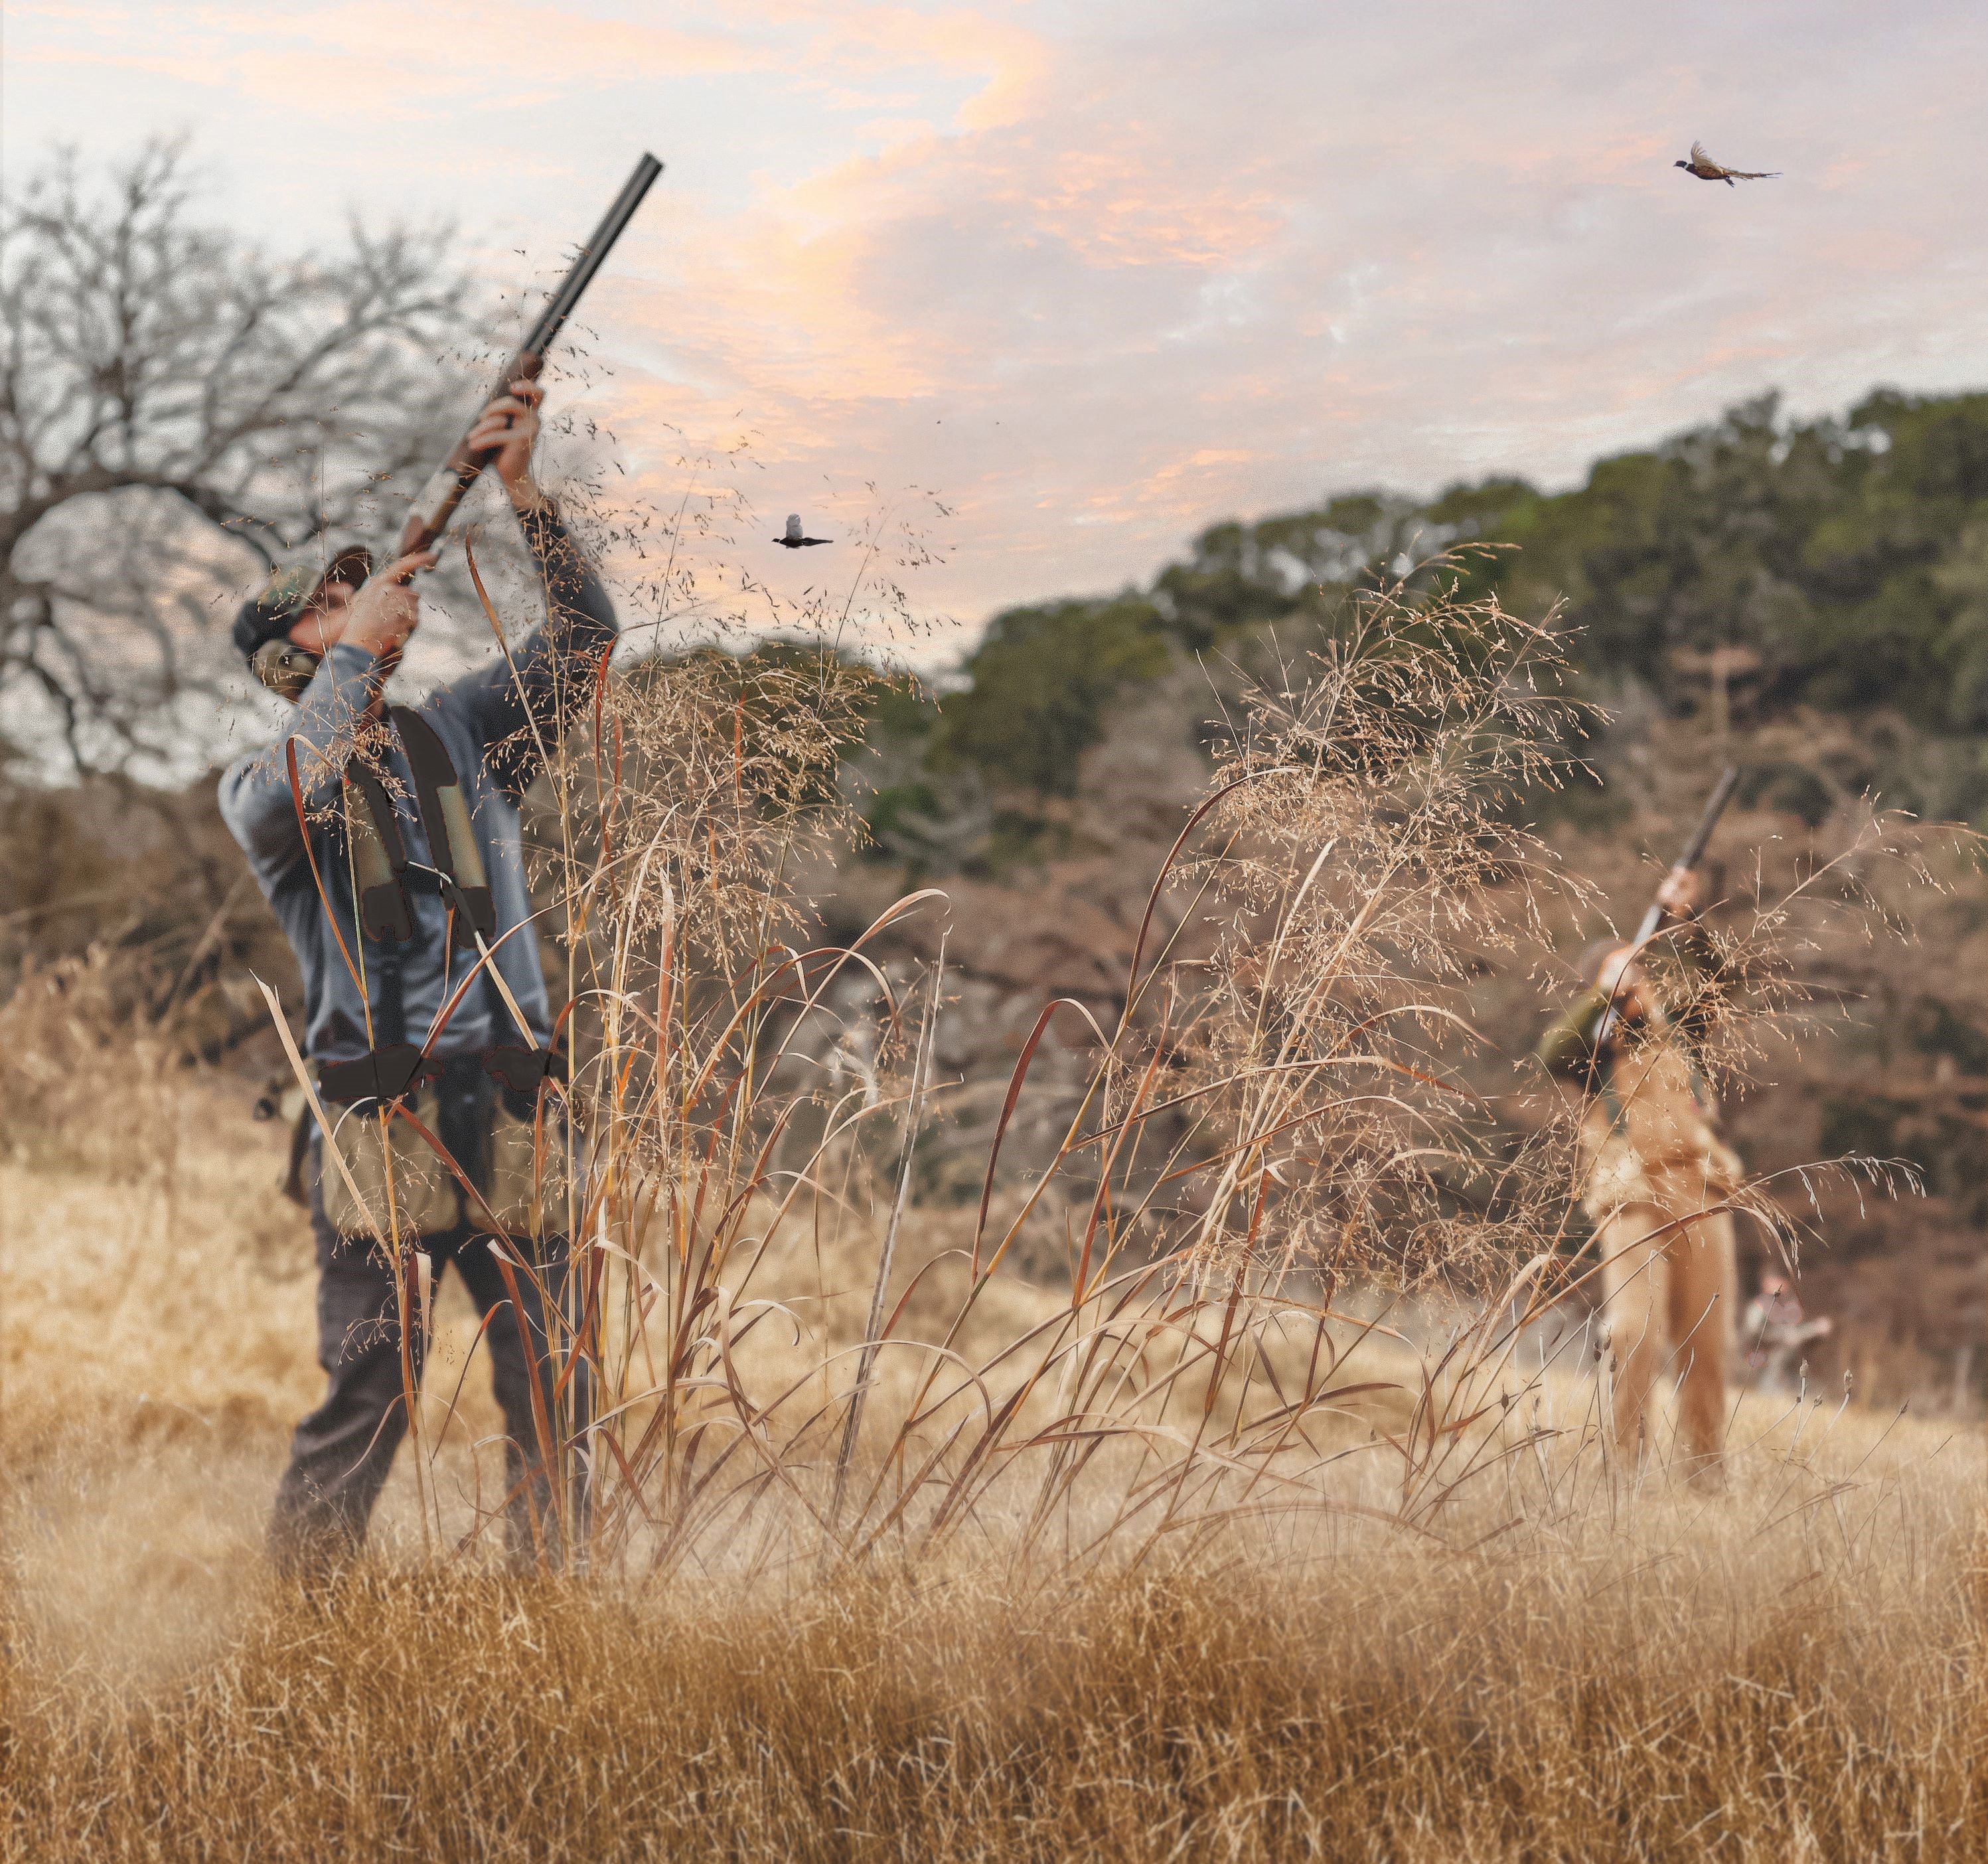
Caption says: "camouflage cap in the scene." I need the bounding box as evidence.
[230,546,373,664]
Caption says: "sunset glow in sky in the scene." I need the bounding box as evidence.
[7,0,1987,660]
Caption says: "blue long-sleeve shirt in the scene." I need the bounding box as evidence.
[218,503,615,1067]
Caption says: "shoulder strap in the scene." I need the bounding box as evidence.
[341,769,410,1051]
[337,710,497,952]
[319,710,518,1099]
[390,706,497,940]
[344,769,413,944]
[374,945,407,1049]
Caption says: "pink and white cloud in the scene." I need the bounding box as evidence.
[7,0,1986,662]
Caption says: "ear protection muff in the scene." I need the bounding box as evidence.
[252,638,324,702]
[241,544,375,701]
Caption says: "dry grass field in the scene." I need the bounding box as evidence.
[5,1079,1984,1863]
[7,583,1985,1861]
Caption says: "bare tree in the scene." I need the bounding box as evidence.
[1,139,476,774]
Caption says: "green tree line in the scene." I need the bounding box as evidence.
[866,386,1988,867]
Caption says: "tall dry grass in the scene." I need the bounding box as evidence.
[9,1494,1981,1861]
[7,1375,1982,1859]
[4,551,1982,1859]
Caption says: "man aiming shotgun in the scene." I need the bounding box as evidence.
[219,158,658,1569]
[1536,767,1744,1476]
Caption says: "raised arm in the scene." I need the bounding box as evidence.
[447,501,617,784]
[1630,864,1732,1049]
[1535,907,1730,1085]
[1659,915,1732,1048]
[216,643,381,882]
[441,381,619,786]
[1535,984,1610,1081]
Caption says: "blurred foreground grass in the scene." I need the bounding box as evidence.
[4,1085,1983,1862]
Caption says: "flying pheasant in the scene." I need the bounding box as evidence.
[1675,141,1780,186]
[776,514,831,548]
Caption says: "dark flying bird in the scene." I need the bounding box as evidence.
[1675,141,1780,186]
[777,513,831,548]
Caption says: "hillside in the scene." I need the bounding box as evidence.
[4,385,1985,1409]
[836,385,1988,1405]
[862,386,1988,868]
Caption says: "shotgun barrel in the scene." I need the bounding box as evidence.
[394,153,663,561]
[1596,763,1741,1046]
[1626,763,1742,947]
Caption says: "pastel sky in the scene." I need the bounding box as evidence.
[7,0,1987,664]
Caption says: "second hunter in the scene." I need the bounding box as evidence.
[1537,863,1742,1478]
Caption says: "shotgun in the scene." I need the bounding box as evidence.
[252,156,661,700]
[397,152,662,562]
[301,153,661,615]
[1596,763,1741,1044]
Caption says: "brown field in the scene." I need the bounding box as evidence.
[5,1079,1984,1864]
[7,591,1986,1861]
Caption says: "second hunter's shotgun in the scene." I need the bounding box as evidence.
[312,153,663,607]
[1596,763,1742,1044]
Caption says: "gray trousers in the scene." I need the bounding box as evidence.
[269,1140,574,1569]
